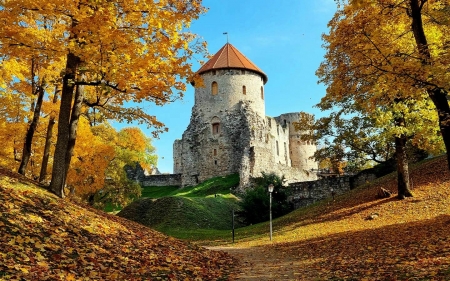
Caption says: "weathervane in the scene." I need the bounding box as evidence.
[223,32,228,43]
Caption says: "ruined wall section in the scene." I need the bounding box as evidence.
[287,176,351,209]
[176,103,254,186]
[173,140,182,174]
[275,113,318,172]
[238,114,317,189]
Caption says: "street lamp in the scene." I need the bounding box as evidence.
[268,184,274,241]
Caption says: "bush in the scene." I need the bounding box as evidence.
[237,173,293,225]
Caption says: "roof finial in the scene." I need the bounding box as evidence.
[223,32,228,43]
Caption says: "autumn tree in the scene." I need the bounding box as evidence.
[1,0,207,197]
[317,0,448,198]
[59,118,157,208]
[325,0,450,167]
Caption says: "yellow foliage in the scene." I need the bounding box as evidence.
[317,0,449,157]
[66,119,115,199]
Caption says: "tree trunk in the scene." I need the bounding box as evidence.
[409,0,450,170]
[395,116,413,199]
[39,85,60,183]
[63,82,85,190]
[48,52,80,197]
[427,88,450,168]
[18,82,45,175]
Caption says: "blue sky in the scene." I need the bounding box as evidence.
[122,0,337,173]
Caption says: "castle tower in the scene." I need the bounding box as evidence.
[174,43,268,186]
[276,113,318,172]
[193,43,268,119]
[174,43,317,188]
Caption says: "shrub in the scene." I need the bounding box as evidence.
[237,173,293,225]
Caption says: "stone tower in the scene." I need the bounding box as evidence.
[174,43,317,188]
[275,113,317,172]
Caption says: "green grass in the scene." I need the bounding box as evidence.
[140,186,180,198]
[103,202,122,213]
[118,174,244,236]
[141,173,240,198]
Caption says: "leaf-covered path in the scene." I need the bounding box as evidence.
[2,156,450,280]
[213,212,450,280]
[211,157,450,280]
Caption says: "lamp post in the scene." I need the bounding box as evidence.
[268,184,274,241]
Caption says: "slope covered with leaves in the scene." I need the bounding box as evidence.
[212,156,450,280]
[0,167,236,281]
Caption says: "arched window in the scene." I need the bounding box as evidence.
[212,81,218,95]
[261,86,264,99]
[211,116,220,135]
[212,123,220,134]
[242,85,246,95]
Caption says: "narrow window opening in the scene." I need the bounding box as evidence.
[214,160,217,165]
[211,81,218,95]
[242,85,246,95]
[276,141,279,156]
[213,149,217,156]
[212,123,220,135]
[261,86,264,99]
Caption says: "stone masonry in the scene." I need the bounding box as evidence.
[172,43,318,189]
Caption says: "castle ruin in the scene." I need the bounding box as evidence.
[173,43,318,189]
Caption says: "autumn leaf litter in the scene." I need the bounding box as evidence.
[0,167,237,281]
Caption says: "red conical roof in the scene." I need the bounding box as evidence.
[197,43,268,84]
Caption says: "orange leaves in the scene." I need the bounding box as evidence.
[220,156,450,280]
[0,174,237,280]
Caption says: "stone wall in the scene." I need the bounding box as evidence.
[140,174,182,187]
[275,113,317,172]
[173,67,318,188]
[287,176,351,209]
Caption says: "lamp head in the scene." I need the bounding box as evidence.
[268,184,274,193]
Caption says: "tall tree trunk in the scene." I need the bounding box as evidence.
[18,82,45,175]
[39,85,60,183]
[48,52,80,197]
[395,116,413,199]
[409,0,450,170]
[63,82,85,191]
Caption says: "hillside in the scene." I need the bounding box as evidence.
[117,174,243,237]
[0,168,237,280]
[210,156,450,280]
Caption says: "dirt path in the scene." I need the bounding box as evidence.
[209,245,317,281]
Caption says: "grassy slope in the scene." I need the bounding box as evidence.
[141,173,240,198]
[118,174,243,238]
[0,168,237,280]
